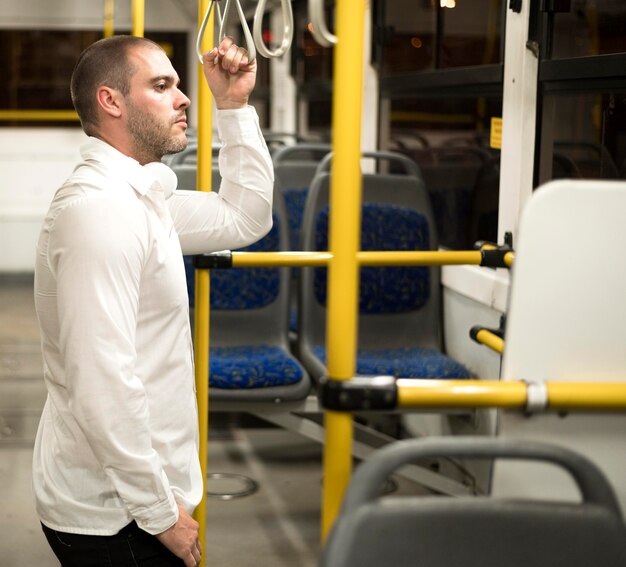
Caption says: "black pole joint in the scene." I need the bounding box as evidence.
[192,251,233,270]
[479,248,508,268]
[470,325,504,343]
[475,232,514,269]
[318,376,398,411]
[470,314,506,343]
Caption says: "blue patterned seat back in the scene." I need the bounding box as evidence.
[184,213,280,309]
[314,204,431,313]
[283,187,309,249]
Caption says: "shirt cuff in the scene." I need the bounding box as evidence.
[216,106,264,142]
[133,494,179,535]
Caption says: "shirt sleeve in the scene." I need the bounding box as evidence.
[168,105,274,255]
[48,195,179,535]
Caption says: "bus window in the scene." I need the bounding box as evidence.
[538,92,626,184]
[0,30,188,127]
[387,95,503,250]
[381,0,503,76]
[550,0,626,59]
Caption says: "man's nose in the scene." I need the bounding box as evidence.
[176,89,191,109]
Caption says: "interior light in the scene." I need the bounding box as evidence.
[410,37,423,48]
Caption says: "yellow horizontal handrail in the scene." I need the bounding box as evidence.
[229,250,501,267]
[474,329,505,354]
[232,251,333,267]
[396,379,626,411]
[0,110,80,122]
[357,250,481,266]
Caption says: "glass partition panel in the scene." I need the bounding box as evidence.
[388,95,503,249]
[550,0,626,59]
[539,92,626,183]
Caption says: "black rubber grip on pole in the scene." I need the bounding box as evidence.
[319,376,398,411]
[192,251,233,269]
[480,248,510,268]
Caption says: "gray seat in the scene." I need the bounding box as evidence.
[273,143,333,337]
[164,141,221,167]
[322,437,626,567]
[261,131,305,157]
[171,162,221,192]
[554,140,619,179]
[187,190,311,402]
[273,143,332,250]
[410,146,491,249]
[297,151,471,382]
[492,179,626,517]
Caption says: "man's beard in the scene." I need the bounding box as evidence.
[127,101,188,163]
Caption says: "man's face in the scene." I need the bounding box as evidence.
[123,46,191,164]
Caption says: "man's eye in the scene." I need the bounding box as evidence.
[155,83,167,91]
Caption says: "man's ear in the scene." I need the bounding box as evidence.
[96,86,123,118]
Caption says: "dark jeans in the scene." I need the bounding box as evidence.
[41,521,185,567]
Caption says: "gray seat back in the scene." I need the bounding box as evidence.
[298,152,440,380]
[322,437,626,567]
[190,190,311,402]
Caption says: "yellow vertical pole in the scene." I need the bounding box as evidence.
[193,2,213,565]
[104,0,115,38]
[131,0,144,37]
[321,0,366,542]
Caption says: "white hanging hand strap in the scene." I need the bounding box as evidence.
[197,0,256,63]
[253,0,294,58]
[308,0,337,47]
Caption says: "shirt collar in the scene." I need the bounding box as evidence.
[80,137,178,199]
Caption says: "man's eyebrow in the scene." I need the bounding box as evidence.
[150,74,180,85]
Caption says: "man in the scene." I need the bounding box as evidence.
[33,35,273,567]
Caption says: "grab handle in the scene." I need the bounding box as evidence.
[253,0,294,58]
[219,0,257,63]
[308,0,337,47]
[196,0,256,64]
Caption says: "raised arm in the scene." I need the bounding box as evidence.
[168,37,274,254]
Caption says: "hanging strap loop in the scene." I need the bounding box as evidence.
[219,0,257,62]
[308,0,337,47]
[253,0,294,58]
[196,0,257,63]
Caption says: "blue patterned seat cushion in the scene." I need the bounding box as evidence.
[210,345,305,388]
[184,213,280,309]
[312,346,471,379]
[314,204,431,313]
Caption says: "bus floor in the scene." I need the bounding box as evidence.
[0,274,324,566]
[0,274,430,566]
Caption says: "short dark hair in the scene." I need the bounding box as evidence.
[70,35,162,136]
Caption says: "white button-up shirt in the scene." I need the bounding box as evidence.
[33,107,273,536]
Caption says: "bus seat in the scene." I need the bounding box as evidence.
[400,146,491,249]
[273,143,332,250]
[164,141,220,167]
[185,173,474,498]
[273,144,332,335]
[554,140,619,179]
[467,152,585,247]
[466,155,501,246]
[261,131,304,157]
[297,152,471,383]
[322,437,626,567]
[493,179,626,519]
[171,163,222,192]
[185,191,310,402]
